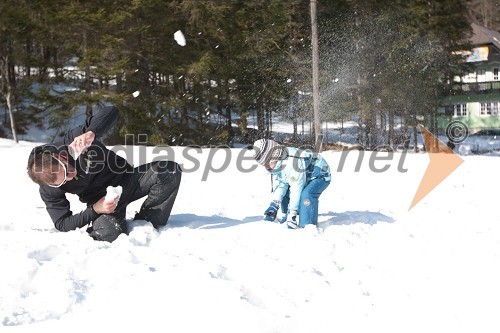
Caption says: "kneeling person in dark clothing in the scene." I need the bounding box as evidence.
[26,106,182,242]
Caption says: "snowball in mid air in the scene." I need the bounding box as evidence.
[174,30,186,46]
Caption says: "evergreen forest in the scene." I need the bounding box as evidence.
[1,0,498,149]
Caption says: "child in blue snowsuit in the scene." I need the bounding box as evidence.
[252,139,331,229]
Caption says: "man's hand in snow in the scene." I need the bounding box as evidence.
[92,195,118,214]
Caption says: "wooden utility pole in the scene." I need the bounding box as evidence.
[310,0,322,152]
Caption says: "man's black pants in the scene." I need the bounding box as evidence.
[88,160,182,242]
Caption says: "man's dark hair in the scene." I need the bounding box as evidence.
[27,153,59,186]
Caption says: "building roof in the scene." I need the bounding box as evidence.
[470,23,500,49]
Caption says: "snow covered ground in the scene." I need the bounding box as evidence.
[1,137,500,333]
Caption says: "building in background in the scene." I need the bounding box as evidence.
[439,23,500,133]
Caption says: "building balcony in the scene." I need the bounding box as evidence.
[451,81,500,95]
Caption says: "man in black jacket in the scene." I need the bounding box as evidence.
[27,106,182,242]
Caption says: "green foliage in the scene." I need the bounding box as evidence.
[208,129,231,146]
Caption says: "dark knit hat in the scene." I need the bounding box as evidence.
[252,139,286,166]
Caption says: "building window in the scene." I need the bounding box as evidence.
[480,103,491,116]
[494,68,499,81]
[444,105,453,116]
[452,104,467,116]
[445,104,468,117]
[477,69,486,82]
[492,102,500,116]
[480,102,500,116]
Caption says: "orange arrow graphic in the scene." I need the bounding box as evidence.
[409,125,464,210]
